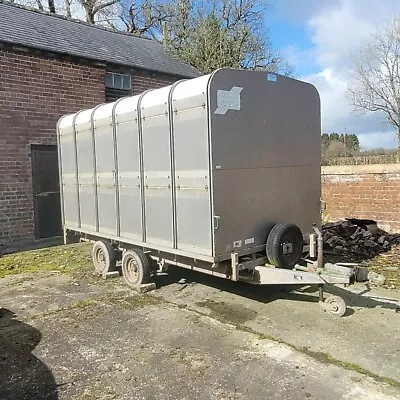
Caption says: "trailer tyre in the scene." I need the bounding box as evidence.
[92,240,117,275]
[121,249,152,288]
[266,223,303,269]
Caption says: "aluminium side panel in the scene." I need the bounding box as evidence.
[75,109,97,231]
[171,76,213,256]
[58,115,79,229]
[93,103,118,236]
[141,87,174,248]
[115,96,143,241]
[208,69,321,259]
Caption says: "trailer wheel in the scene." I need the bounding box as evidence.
[323,295,347,317]
[92,240,116,274]
[266,223,303,269]
[121,249,151,288]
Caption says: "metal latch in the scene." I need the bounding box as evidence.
[214,215,220,230]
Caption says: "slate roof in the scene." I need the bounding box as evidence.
[0,1,200,78]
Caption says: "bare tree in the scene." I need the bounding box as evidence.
[65,0,72,17]
[160,0,292,74]
[48,0,56,12]
[36,0,44,10]
[11,0,290,75]
[119,0,172,37]
[12,0,59,15]
[78,0,119,24]
[117,0,291,75]
[348,16,400,160]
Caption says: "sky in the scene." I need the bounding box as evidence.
[266,0,400,149]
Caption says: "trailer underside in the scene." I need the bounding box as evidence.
[65,227,370,317]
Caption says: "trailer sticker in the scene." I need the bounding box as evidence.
[215,86,243,115]
[245,237,255,245]
[233,240,242,248]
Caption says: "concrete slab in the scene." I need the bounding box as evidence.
[0,267,399,399]
[154,266,400,383]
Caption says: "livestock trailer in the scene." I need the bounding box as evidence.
[57,68,360,316]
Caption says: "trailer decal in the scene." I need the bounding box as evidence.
[215,86,243,115]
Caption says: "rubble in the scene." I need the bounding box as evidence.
[322,219,400,258]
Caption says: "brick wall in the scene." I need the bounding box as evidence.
[132,69,177,93]
[322,164,400,232]
[0,47,180,248]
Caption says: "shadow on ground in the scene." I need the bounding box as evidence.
[156,266,400,314]
[0,308,58,400]
[0,237,63,257]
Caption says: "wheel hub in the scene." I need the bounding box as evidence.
[126,258,139,282]
[282,242,293,255]
[96,249,106,266]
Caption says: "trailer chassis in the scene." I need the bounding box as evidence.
[66,226,368,317]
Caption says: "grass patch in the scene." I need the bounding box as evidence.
[0,242,93,279]
[106,293,162,310]
[29,298,95,321]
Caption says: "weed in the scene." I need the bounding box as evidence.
[0,243,93,279]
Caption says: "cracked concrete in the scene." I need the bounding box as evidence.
[0,259,399,399]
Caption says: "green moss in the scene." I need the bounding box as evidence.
[106,292,163,310]
[300,348,400,387]
[0,242,93,279]
[30,298,95,321]
[189,299,400,388]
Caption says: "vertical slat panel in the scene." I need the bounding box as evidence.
[56,120,65,231]
[141,87,174,248]
[75,110,96,231]
[59,116,79,228]
[115,97,143,241]
[172,89,212,256]
[93,104,118,235]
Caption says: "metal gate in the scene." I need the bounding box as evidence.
[31,145,62,239]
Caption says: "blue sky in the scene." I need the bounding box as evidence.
[265,0,400,149]
[267,13,317,76]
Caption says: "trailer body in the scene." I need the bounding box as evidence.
[57,69,321,265]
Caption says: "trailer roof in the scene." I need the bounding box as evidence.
[0,1,200,79]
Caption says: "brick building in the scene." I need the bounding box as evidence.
[0,2,199,250]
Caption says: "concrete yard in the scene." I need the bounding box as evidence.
[0,243,400,399]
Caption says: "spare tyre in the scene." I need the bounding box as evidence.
[266,223,304,269]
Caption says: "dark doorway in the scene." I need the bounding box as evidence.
[31,145,62,239]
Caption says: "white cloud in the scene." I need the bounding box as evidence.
[301,67,394,147]
[278,0,400,148]
[358,131,398,149]
[307,2,375,68]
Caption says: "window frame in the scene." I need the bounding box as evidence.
[105,72,132,90]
